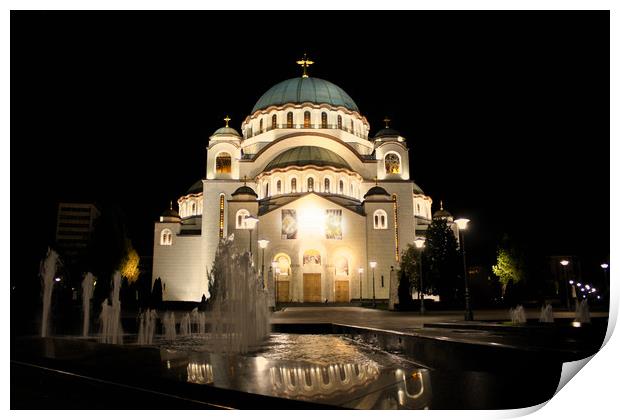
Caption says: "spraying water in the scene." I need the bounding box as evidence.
[180,313,191,336]
[99,272,123,344]
[509,305,527,324]
[575,299,591,323]
[163,312,177,340]
[40,248,60,338]
[207,238,270,354]
[81,273,95,337]
[191,308,206,334]
[539,304,554,323]
[137,309,158,345]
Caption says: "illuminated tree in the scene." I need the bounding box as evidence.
[119,242,140,283]
[492,238,525,297]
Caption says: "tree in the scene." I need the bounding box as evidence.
[424,219,460,303]
[398,245,419,308]
[119,240,140,283]
[492,235,526,299]
[151,278,163,309]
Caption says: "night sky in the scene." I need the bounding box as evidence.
[11,11,609,280]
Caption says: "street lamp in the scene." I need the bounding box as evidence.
[454,218,473,321]
[358,268,364,303]
[369,261,377,308]
[258,239,270,289]
[244,215,259,255]
[601,263,609,300]
[414,237,426,315]
[272,261,279,310]
[560,259,570,309]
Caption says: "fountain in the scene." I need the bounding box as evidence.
[162,311,177,340]
[509,305,527,324]
[81,273,95,337]
[40,248,60,338]
[191,308,206,334]
[99,271,123,344]
[575,299,591,323]
[179,312,191,336]
[137,309,157,345]
[206,237,270,354]
[539,304,554,323]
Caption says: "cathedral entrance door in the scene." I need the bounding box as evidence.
[303,274,322,302]
[277,281,289,303]
[335,281,349,303]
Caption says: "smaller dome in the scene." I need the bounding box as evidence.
[161,207,179,218]
[364,186,390,199]
[212,126,241,137]
[433,201,453,221]
[232,185,258,198]
[374,127,400,138]
[186,180,203,195]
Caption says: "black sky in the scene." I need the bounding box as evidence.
[11,11,610,278]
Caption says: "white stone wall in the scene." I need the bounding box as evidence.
[152,222,205,302]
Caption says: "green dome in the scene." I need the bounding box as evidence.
[212,126,240,137]
[263,146,352,172]
[252,77,359,114]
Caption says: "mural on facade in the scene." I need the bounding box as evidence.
[325,209,342,240]
[303,249,322,266]
[335,256,349,277]
[281,209,297,239]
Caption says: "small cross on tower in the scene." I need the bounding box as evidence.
[383,117,391,128]
[224,115,231,127]
[296,53,314,78]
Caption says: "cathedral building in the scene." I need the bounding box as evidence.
[153,57,440,303]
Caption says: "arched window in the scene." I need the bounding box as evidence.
[321,112,328,128]
[287,112,293,128]
[247,127,253,138]
[339,180,344,194]
[276,179,282,194]
[291,178,297,193]
[219,194,225,238]
[191,202,196,215]
[160,228,173,245]
[384,153,401,174]
[236,209,250,229]
[337,115,342,129]
[215,152,232,174]
[304,111,311,128]
[272,114,277,129]
[259,118,263,133]
[350,119,354,133]
[350,183,354,197]
[307,177,314,192]
[373,210,388,229]
[264,182,269,197]
[324,178,330,193]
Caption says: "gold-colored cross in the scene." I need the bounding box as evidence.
[224,115,231,127]
[242,175,247,186]
[383,117,391,128]
[296,53,314,78]
[374,176,378,186]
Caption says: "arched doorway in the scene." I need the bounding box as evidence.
[273,253,291,303]
[302,249,322,302]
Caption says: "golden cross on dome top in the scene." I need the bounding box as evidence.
[224,115,231,127]
[440,200,444,210]
[242,175,247,186]
[170,200,173,210]
[374,176,378,186]
[296,53,314,78]
[383,117,391,128]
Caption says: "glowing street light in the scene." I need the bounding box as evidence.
[369,261,377,308]
[54,277,61,283]
[414,237,426,315]
[358,268,364,302]
[272,261,279,310]
[258,239,269,289]
[559,259,570,309]
[454,218,473,321]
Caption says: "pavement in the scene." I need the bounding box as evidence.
[270,306,609,331]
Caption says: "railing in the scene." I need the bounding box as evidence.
[245,124,368,140]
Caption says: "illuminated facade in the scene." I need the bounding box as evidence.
[153,60,437,302]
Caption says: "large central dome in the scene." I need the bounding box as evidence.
[252,77,359,114]
[263,146,352,172]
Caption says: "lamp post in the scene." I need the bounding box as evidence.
[560,259,570,309]
[370,261,377,308]
[414,237,426,315]
[244,215,259,256]
[601,263,609,300]
[358,268,364,303]
[272,261,278,310]
[258,240,269,289]
[455,218,473,321]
